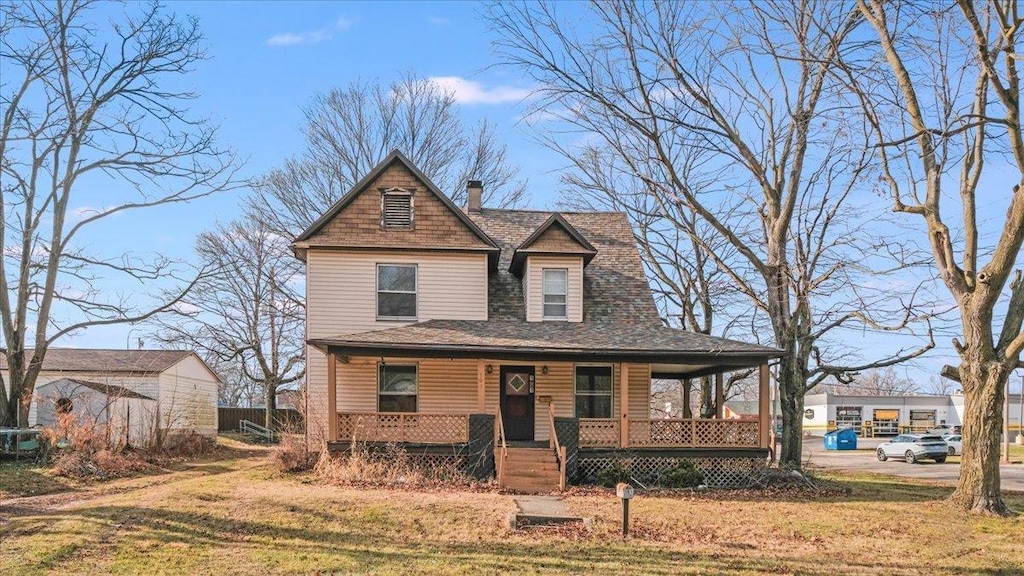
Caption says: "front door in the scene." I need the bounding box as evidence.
[500,366,535,441]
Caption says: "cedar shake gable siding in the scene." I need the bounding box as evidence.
[293,151,499,261]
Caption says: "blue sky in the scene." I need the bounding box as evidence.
[70,0,561,348]
[52,1,1020,393]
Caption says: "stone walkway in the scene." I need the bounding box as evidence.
[509,495,589,529]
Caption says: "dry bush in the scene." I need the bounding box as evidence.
[271,435,314,473]
[42,412,154,479]
[313,443,472,488]
[156,431,217,459]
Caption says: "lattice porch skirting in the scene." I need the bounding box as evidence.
[577,451,769,488]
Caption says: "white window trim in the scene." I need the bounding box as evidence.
[541,267,569,320]
[377,362,419,413]
[573,364,614,419]
[376,263,418,321]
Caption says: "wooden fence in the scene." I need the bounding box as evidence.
[218,408,303,432]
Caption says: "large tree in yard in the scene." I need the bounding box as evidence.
[151,218,305,429]
[489,0,935,469]
[0,1,236,426]
[248,74,527,239]
[848,0,1024,514]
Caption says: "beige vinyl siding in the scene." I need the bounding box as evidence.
[524,255,583,322]
[306,346,329,445]
[306,250,488,339]
[157,355,219,437]
[628,363,652,419]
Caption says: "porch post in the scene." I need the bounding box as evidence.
[327,349,338,442]
[620,363,630,447]
[758,363,770,448]
[715,372,725,419]
[477,359,486,412]
[682,379,691,419]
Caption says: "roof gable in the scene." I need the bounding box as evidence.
[510,213,598,275]
[292,150,499,263]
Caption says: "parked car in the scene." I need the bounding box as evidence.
[876,434,948,463]
[943,434,962,455]
[926,424,961,435]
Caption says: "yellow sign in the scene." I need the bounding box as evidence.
[874,410,899,420]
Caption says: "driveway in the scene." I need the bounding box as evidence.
[802,437,1024,492]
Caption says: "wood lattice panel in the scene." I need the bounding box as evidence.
[337,412,470,444]
[579,419,619,447]
[577,455,767,488]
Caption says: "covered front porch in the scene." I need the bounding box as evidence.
[318,349,773,453]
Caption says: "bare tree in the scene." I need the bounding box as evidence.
[151,218,304,429]
[818,367,919,396]
[925,375,961,397]
[845,0,1024,514]
[564,144,759,417]
[248,74,527,238]
[0,1,238,427]
[489,0,935,469]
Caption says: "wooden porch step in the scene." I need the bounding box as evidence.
[498,446,563,494]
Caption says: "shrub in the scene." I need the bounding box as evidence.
[271,435,314,473]
[595,461,632,487]
[314,443,470,488]
[658,460,704,489]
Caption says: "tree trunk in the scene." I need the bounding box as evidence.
[952,359,1008,514]
[777,354,805,469]
[699,376,715,419]
[264,380,277,430]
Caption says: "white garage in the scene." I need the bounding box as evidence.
[2,348,220,445]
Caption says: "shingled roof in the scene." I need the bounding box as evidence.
[468,208,662,323]
[310,207,781,369]
[0,349,194,374]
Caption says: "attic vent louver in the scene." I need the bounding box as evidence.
[381,188,414,229]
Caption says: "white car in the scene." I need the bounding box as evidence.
[876,434,948,463]
[943,434,962,455]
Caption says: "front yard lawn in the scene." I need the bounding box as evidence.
[2,441,1022,575]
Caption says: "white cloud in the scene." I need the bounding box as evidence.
[266,16,354,47]
[427,16,450,26]
[266,29,331,47]
[428,76,533,105]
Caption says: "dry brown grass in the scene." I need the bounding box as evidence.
[2,440,1022,575]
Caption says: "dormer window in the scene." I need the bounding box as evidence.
[381,188,414,229]
[542,268,568,319]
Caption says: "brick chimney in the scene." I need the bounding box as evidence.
[466,180,483,213]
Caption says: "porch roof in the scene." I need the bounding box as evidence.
[309,319,781,376]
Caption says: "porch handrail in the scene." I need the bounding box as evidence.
[495,407,508,489]
[547,402,567,491]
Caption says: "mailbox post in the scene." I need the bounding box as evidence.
[616,482,634,538]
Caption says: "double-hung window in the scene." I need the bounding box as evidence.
[542,268,568,319]
[575,366,613,419]
[378,364,417,412]
[377,264,417,319]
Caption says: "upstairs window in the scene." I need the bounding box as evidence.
[381,188,414,229]
[378,364,417,412]
[542,268,568,319]
[575,366,612,418]
[377,264,417,319]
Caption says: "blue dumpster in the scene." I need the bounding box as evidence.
[823,428,858,450]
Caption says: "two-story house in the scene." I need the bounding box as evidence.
[294,151,781,492]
